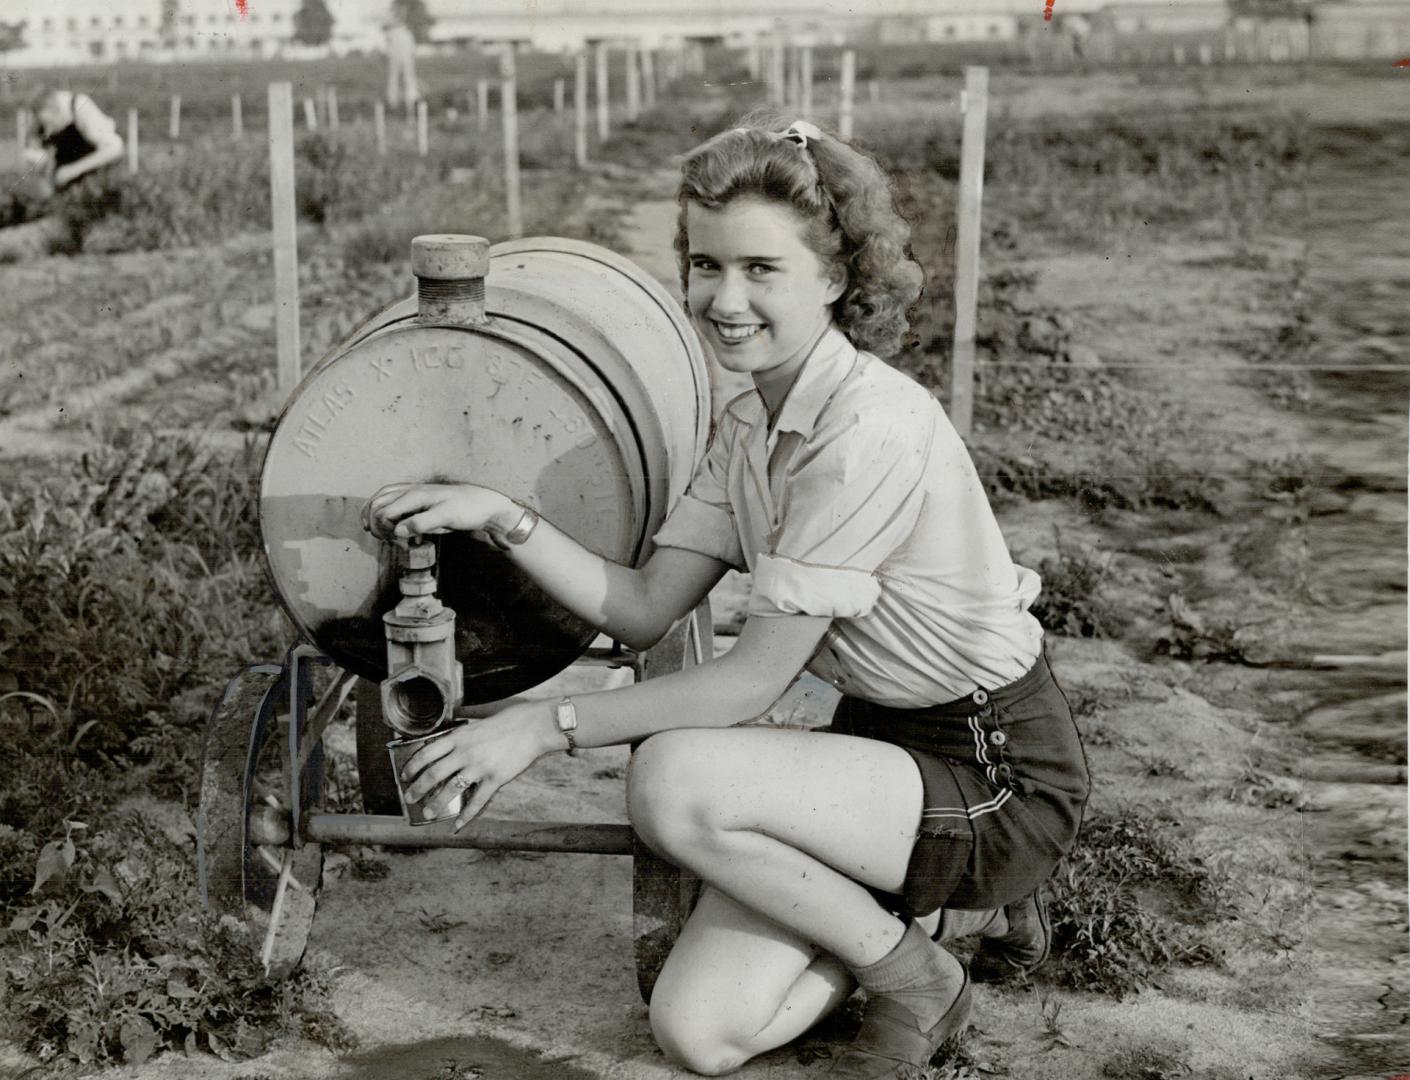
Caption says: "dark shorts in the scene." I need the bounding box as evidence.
[830,652,1090,917]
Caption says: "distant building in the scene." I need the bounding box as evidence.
[874,13,1019,44]
[0,0,384,66]
[1311,0,1410,58]
[1093,1,1230,35]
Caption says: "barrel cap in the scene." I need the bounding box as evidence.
[411,234,491,281]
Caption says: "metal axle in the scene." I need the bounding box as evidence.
[249,805,633,855]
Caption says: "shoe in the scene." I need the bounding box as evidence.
[826,970,972,1078]
[970,889,1051,982]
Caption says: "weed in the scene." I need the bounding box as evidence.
[1047,807,1230,999]
[1154,593,1254,664]
[417,908,468,934]
[1028,533,1125,639]
[1034,981,1076,1051]
[3,812,356,1069]
[1226,758,1310,811]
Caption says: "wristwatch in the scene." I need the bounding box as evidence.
[554,697,579,757]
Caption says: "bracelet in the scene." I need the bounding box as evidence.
[488,505,539,551]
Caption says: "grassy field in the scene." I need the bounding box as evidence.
[0,52,1404,1080]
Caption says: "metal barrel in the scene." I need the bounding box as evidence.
[259,235,710,703]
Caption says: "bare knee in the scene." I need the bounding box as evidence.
[650,997,751,1076]
[627,730,721,859]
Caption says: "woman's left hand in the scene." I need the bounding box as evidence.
[399,701,558,830]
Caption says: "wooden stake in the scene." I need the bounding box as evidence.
[574,51,589,168]
[303,97,317,131]
[800,45,813,118]
[169,94,181,140]
[642,49,656,109]
[231,93,243,138]
[595,42,610,142]
[126,109,139,173]
[416,98,428,157]
[626,43,640,121]
[949,67,988,440]
[374,101,387,156]
[838,50,855,140]
[327,85,339,130]
[477,78,489,132]
[267,83,300,394]
[553,77,565,114]
[501,47,522,239]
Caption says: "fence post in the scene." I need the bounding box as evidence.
[169,94,181,140]
[231,93,243,138]
[800,45,813,118]
[595,42,610,142]
[416,98,428,157]
[477,78,489,132]
[303,97,317,131]
[501,46,522,239]
[553,77,565,115]
[127,109,139,173]
[770,39,785,105]
[327,85,339,130]
[626,42,640,121]
[575,51,589,168]
[949,67,988,441]
[787,45,802,108]
[838,50,855,140]
[267,82,300,395]
[374,101,387,156]
[642,49,657,109]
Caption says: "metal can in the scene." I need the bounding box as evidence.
[386,722,468,826]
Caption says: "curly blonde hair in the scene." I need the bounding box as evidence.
[674,112,924,358]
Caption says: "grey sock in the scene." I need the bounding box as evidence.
[851,920,965,1030]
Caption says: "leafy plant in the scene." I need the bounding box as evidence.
[4,812,355,1069]
[1047,807,1230,998]
[1028,534,1125,639]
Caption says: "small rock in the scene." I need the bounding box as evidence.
[1063,344,1102,367]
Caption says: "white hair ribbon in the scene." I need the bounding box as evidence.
[780,120,824,150]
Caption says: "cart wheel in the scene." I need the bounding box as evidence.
[196,664,325,979]
[632,598,710,1004]
[353,678,403,816]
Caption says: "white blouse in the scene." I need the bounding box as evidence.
[653,325,1043,708]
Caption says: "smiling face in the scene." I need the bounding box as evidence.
[685,196,845,399]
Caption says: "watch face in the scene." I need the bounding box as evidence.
[556,700,577,731]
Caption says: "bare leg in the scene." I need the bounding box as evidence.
[649,886,854,1075]
[628,727,949,1073]
[628,727,925,968]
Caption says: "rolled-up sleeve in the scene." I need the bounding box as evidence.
[749,398,934,619]
[652,422,747,570]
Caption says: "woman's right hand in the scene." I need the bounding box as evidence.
[362,482,518,543]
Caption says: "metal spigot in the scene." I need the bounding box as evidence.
[380,541,464,737]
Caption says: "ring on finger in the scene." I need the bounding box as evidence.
[450,774,474,792]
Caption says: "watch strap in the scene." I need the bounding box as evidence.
[555,696,579,757]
